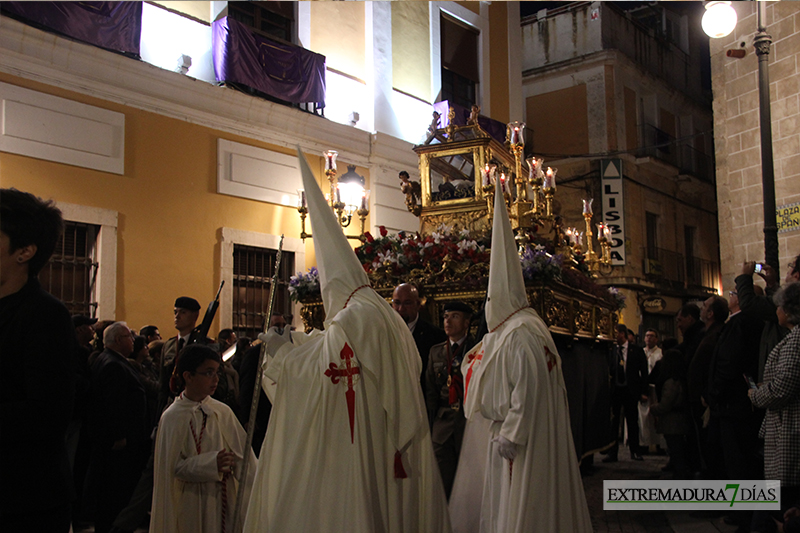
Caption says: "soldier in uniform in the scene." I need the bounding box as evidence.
[425,301,475,499]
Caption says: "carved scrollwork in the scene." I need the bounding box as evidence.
[421,210,490,237]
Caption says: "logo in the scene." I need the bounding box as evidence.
[604,480,780,510]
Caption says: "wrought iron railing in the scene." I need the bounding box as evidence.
[638,124,714,183]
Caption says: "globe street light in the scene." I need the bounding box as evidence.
[703,1,779,278]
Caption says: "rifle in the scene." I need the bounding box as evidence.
[188,280,225,345]
[233,235,284,532]
[170,281,225,393]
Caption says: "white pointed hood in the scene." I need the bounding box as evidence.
[485,184,530,331]
[297,148,369,324]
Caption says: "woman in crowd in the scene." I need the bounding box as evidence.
[650,348,690,479]
[749,282,800,525]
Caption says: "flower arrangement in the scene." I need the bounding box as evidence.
[356,224,490,278]
[288,225,624,311]
[520,244,563,283]
[288,266,320,302]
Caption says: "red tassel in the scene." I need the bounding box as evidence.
[394,451,407,479]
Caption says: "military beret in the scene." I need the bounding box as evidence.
[72,315,98,328]
[174,296,201,311]
[443,301,473,315]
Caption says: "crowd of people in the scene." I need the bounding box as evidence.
[2,176,798,533]
[600,257,800,533]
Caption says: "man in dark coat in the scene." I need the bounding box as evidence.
[0,188,76,532]
[392,283,447,393]
[677,303,705,366]
[89,321,148,533]
[605,324,649,461]
[425,301,475,498]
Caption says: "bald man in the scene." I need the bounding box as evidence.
[392,283,446,396]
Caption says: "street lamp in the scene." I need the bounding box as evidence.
[702,1,779,278]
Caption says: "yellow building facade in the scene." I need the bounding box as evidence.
[0,1,521,337]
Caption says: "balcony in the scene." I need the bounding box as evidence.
[637,124,714,183]
[686,255,720,292]
[643,247,685,285]
[642,247,719,294]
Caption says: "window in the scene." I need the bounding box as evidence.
[228,1,295,44]
[39,221,99,316]
[232,244,295,339]
[646,212,659,260]
[440,13,479,109]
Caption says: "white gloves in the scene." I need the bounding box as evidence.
[493,435,517,461]
[257,326,293,356]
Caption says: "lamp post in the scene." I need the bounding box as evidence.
[703,1,780,278]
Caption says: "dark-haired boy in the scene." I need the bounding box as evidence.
[0,188,76,532]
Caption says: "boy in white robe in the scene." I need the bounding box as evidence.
[151,344,256,533]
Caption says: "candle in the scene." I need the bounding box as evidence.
[576,231,584,247]
[297,189,307,209]
[360,190,370,211]
[324,150,338,172]
[596,223,606,239]
[544,167,557,189]
[482,164,491,187]
[603,224,612,240]
[583,198,593,216]
[499,173,507,193]
[507,121,525,146]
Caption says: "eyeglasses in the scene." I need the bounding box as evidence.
[193,369,222,378]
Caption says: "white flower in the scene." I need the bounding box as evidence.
[459,228,471,238]
[457,239,477,254]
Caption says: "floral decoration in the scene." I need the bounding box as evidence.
[288,225,624,311]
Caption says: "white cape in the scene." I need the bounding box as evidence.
[244,288,451,532]
[459,309,592,533]
[151,395,256,533]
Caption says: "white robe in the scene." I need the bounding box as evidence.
[150,395,256,533]
[461,309,592,533]
[244,288,451,532]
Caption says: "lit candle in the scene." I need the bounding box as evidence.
[297,189,307,209]
[596,223,606,239]
[565,227,574,245]
[324,150,338,172]
[360,190,369,211]
[577,231,584,247]
[499,173,507,193]
[507,121,525,145]
[603,224,612,240]
[482,164,491,187]
[544,167,557,189]
[583,198,593,216]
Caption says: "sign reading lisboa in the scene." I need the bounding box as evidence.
[604,480,780,510]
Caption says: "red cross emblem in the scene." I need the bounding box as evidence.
[545,346,557,372]
[324,343,361,443]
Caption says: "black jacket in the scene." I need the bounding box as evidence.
[0,278,76,512]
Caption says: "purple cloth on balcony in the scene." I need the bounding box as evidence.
[433,101,507,144]
[212,17,326,107]
[1,1,141,55]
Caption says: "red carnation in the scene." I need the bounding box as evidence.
[379,225,388,237]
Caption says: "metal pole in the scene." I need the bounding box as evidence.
[232,235,284,532]
[754,1,780,278]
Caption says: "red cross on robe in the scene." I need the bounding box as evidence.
[324,343,360,443]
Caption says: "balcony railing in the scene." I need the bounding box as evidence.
[686,255,719,291]
[642,247,719,293]
[638,124,714,183]
[643,247,685,284]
